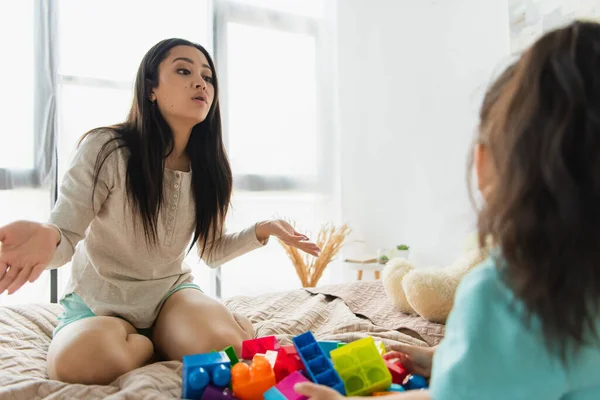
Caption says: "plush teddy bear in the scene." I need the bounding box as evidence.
[382,243,489,324]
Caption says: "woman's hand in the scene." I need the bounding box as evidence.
[384,343,437,378]
[0,221,60,294]
[256,219,321,256]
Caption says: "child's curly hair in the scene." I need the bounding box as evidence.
[476,20,600,361]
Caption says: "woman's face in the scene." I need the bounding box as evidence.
[150,45,215,127]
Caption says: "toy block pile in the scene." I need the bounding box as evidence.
[181,333,429,400]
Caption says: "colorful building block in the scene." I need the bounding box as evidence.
[223,346,240,366]
[330,336,392,396]
[337,343,346,349]
[318,341,341,358]
[200,385,238,400]
[292,332,346,395]
[371,384,405,396]
[231,355,276,400]
[274,347,304,382]
[271,371,309,400]
[253,350,278,368]
[183,352,232,399]
[374,341,386,355]
[385,359,409,385]
[242,336,281,360]
[389,383,406,392]
[263,387,288,400]
[404,374,428,390]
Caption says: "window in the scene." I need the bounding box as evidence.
[215,0,339,297]
[0,1,34,171]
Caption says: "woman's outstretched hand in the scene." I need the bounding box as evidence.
[0,221,60,295]
[256,219,321,257]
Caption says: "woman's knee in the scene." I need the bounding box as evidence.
[47,317,154,385]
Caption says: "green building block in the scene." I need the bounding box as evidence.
[222,346,239,366]
[330,337,392,396]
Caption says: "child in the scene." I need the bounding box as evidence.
[0,38,320,385]
[295,20,600,400]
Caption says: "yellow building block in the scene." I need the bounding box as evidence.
[330,337,392,396]
[374,340,386,355]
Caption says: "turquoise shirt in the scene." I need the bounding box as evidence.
[430,257,600,400]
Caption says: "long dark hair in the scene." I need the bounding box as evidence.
[85,38,232,256]
[476,21,600,360]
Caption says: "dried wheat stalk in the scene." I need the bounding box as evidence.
[278,221,352,287]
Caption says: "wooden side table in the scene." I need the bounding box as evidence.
[344,259,385,280]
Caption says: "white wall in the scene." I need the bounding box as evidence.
[336,0,511,270]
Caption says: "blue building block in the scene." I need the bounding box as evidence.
[183,352,232,399]
[318,341,341,358]
[292,332,346,395]
[403,375,428,390]
[389,384,405,392]
[263,387,288,400]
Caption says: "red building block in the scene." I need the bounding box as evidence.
[242,336,281,360]
[385,359,409,385]
[273,347,304,382]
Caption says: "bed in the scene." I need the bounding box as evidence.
[0,280,444,399]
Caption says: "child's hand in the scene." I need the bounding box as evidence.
[294,382,345,400]
[0,221,60,294]
[384,343,436,378]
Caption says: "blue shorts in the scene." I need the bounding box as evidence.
[53,282,202,338]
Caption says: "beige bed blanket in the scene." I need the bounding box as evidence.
[0,281,444,399]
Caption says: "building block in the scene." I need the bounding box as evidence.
[282,345,303,367]
[282,345,297,355]
[337,343,346,349]
[389,383,405,392]
[403,374,428,390]
[292,332,346,395]
[274,347,304,382]
[330,336,392,396]
[200,385,238,400]
[272,371,309,400]
[254,350,278,368]
[374,341,386,355]
[183,352,232,399]
[263,387,288,400]
[223,346,240,366]
[242,336,281,360]
[318,341,341,358]
[231,355,276,400]
[384,359,408,385]
[371,384,405,397]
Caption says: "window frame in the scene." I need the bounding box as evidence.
[214,0,336,194]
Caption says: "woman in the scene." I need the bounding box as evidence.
[0,38,320,385]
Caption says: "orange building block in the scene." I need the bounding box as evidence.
[231,357,276,400]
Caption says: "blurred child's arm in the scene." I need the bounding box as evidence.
[294,382,430,400]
